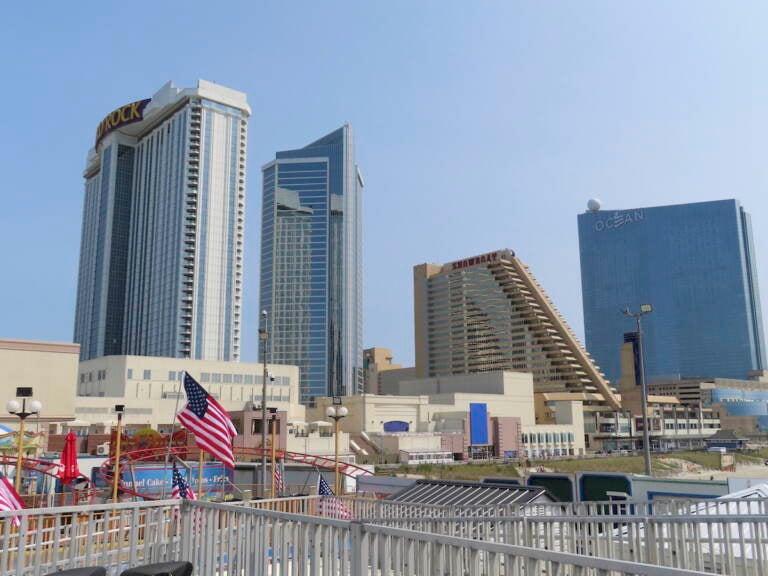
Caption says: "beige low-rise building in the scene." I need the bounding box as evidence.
[72,356,347,457]
[0,339,80,427]
[310,370,586,459]
[586,337,721,452]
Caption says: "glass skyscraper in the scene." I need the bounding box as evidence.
[74,80,249,361]
[578,199,766,384]
[260,125,363,404]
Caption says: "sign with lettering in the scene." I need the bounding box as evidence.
[450,251,501,270]
[95,98,151,146]
[594,210,645,232]
[114,463,233,501]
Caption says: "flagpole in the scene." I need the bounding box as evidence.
[161,370,186,499]
[270,414,277,498]
[112,405,124,502]
[197,450,204,498]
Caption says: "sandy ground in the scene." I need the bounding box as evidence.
[671,461,768,481]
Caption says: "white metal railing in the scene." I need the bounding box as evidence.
[336,495,768,521]
[1,496,766,575]
[178,500,712,575]
[369,512,768,575]
[0,500,181,576]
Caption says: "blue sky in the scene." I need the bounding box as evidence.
[2,2,768,366]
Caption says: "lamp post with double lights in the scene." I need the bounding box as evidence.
[6,387,42,493]
[326,402,348,495]
[623,304,653,476]
[112,404,125,502]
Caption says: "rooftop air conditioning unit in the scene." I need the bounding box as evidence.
[96,443,110,456]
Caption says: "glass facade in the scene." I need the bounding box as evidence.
[74,83,249,362]
[578,199,766,384]
[260,125,363,404]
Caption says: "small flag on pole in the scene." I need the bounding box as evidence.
[274,459,285,497]
[177,372,238,468]
[171,463,197,500]
[317,473,353,519]
[0,473,25,527]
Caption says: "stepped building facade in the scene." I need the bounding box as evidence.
[413,249,620,412]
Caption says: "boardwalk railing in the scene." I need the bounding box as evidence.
[0,500,181,576]
[178,500,711,576]
[369,513,768,575]
[330,495,768,520]
[1,497,767,575]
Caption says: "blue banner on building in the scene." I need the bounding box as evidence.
[469,403,489,445]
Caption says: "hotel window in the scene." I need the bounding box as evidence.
[201,373,210,383]
[143,370,151,380]
[127,369,133,379]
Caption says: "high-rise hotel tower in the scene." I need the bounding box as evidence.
[260,125,363,403]
[414,249,621,412]
[74,81,250,361]
[579,199,765,383]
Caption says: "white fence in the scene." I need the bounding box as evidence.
[179,500,711,576]
[1,497,766,575]
[0,500,180,576]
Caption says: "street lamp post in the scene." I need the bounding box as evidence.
[6,387,42,493]
[259,310,269,498]
[112,404,125,502]
[326,403,348,495]
[623,304,653,476]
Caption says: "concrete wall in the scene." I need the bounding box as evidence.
[72,356,303,433]
[379,367,417,395]
[378,434,442,453]
[310,394,432,434]
[492,416,522,456]
[0,339,80,425]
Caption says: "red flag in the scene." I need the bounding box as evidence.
[177,372,237,468]
[58,431,81,484]
[0,474,25,527]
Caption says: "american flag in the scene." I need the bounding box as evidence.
[0,473,24,527]
[171,463,197,500]
[317,474,354,519]
[273,460,285,497]
[177,372,238,468]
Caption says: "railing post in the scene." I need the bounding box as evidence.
[350,520,367,575]
[646,516,659,566]
[179,500,194,568]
